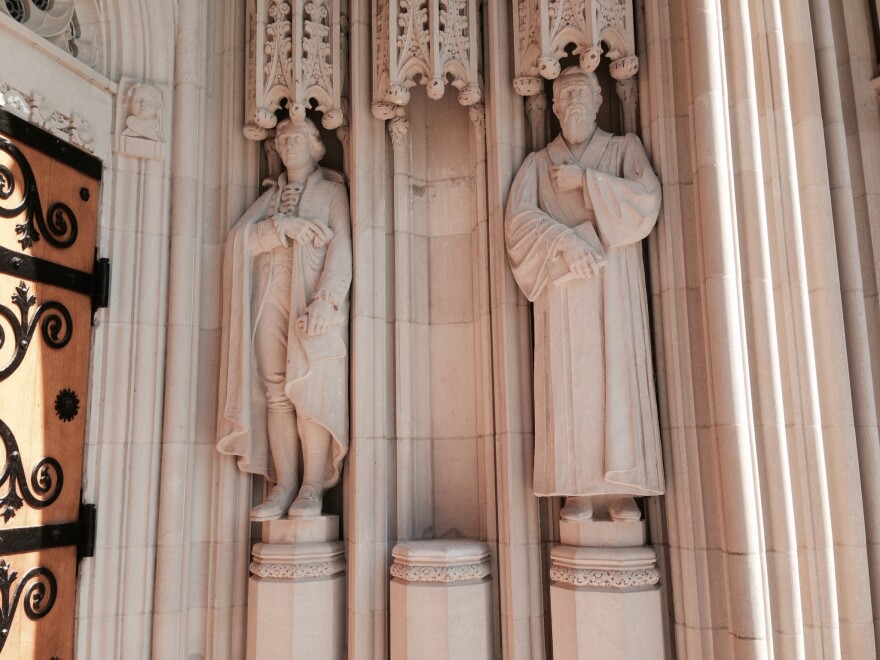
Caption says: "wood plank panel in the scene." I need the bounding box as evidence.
[0,547,76,659]
[0,111,101,659]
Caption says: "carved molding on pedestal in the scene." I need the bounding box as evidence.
[390,561,490,583]
[249,539,346,581]
[243,0,349,140]
[549,544,660,591]
[249,557,346,579]
[372,0,482,120]
[390,539,492,584]
[0,84,95,152]
[512,0,638,97]
[549,565,659,588]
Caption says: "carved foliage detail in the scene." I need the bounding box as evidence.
[595,0,626,31]
[390,561,491,583]
[244,0,348,139]
[373,0,481,118]
[249,558,346,579]
[512,0,637,95]
[549,565,660,588]
[0,85,95,153]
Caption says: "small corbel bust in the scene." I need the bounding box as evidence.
[122,84,163,142]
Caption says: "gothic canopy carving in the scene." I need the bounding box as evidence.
[513,0,638,96]
[371,0,482,120]
[244,0,349,141]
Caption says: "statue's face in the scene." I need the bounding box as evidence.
[276,125,316,171]
[554,78,601,145]
[130,89,159,120]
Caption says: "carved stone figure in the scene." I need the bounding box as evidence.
[505,66,664,522]
[217,117,351,520]
[121,84,163,142]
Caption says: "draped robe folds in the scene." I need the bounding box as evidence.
[506,130,665,496]
[216,168,351,488]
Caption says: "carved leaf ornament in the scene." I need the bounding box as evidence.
[372,0,482,119]
[244,0,348,140]
[512,0,638,96]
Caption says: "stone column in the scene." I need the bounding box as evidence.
[390,540,494,660]
[246,516,346,660]
[549,516,664,660]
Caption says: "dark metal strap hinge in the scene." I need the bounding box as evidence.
[76,502,97,561]
[0,246,110,319]
[91,256,110,318]
[0,502,97,563]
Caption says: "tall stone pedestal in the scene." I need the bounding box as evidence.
[390,539,494,660]
[550,519,663,660]
[247,516,346,660]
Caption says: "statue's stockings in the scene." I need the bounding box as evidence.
[268,410,331,496]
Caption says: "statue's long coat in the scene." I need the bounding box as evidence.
[216,168,351,487]
[506,129,665,496]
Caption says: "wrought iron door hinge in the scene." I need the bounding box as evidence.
[77,502,96,561]
[91,255,110,318]
[0,502,97,563]
[0,248,110,322]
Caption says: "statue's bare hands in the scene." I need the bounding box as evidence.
[273,215,310,245]
[303,220,334,247]
[552,165,584,193]
[561,239,599,279]
[273,216,332,246]
[302,298,335,336]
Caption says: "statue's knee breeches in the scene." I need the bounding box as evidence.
[254,278,293,412]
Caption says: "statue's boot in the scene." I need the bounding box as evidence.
[250,410,300,521]
[609,495,641,522]
[560,496,593,521]
[288,415,331,518]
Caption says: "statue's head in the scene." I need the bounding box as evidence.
[552,67,602,145]
[126,84,161,121]
[275,117,326,171]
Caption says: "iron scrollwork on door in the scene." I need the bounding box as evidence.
[0,137,78,250]
[0,280,72,381]
[0,418,63,523]
[0,559,57,652]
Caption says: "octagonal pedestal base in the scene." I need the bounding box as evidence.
[246,516,345,660]
[549,543,664,660]
[389,539,494,660]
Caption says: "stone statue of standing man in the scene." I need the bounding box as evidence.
[505,66,665,522]
[217,117,351,520]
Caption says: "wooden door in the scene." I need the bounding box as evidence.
[0,108,105,659]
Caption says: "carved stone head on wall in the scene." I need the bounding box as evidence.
[122,84,163,142]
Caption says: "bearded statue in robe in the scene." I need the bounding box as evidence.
[216,117,351,520]
[505,67,664,522]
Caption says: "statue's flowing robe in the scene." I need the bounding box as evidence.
[216,168,351,488]
[506,130,664,496]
